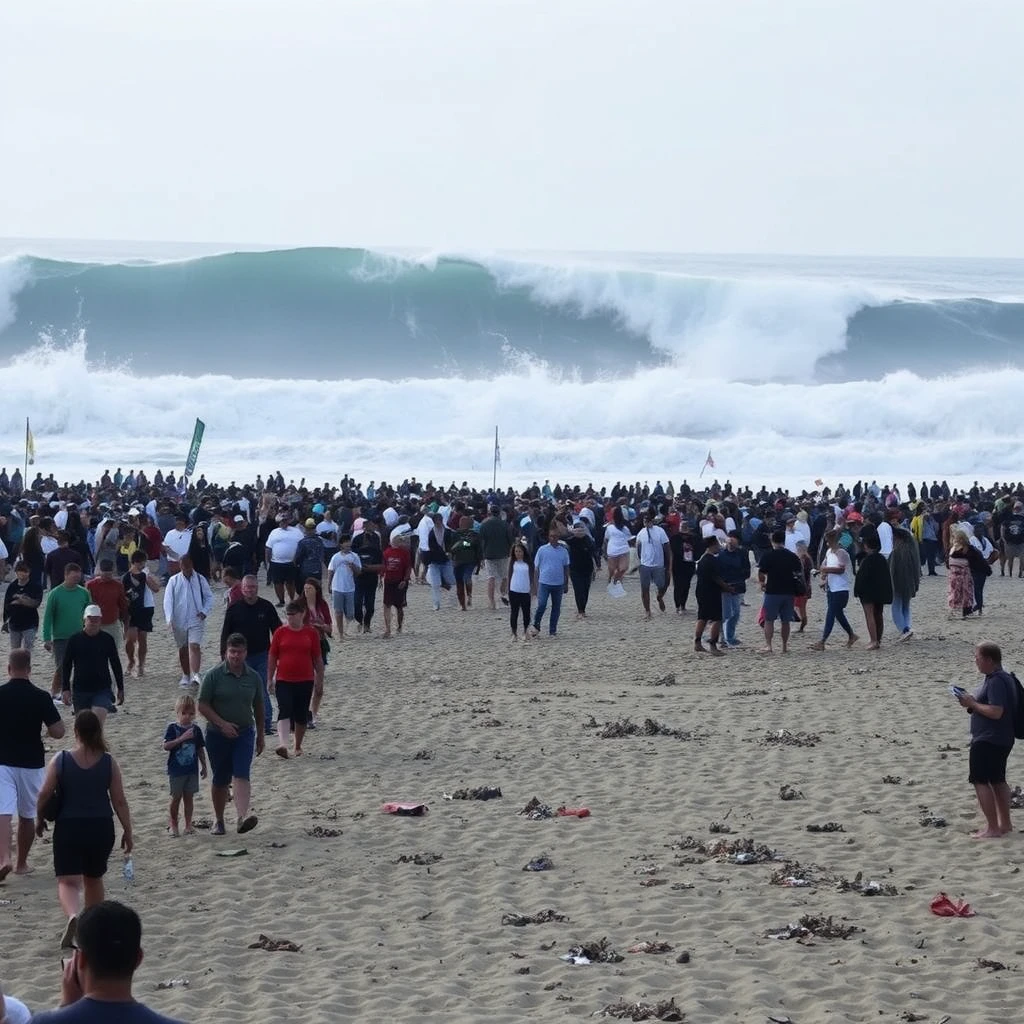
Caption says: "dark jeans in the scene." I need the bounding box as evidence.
[533,582,563,635]
[509,591,531,635]
[245,651,272,733]
[570,569,592,613]
[972,570,987,612]
[354,575,378,626]
[672,561,695,609]
[920,538,939,575]
[822,589,854,640]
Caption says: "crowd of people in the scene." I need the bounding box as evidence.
[1,468,1022,1019]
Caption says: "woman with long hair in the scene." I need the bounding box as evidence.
[810,528,858,651]
[187,524,212,580]
[35,710,133,948]
[301,577,333,726]
[946,528,976,618]
[889,527,921,640]
[18,526,45,589]
[603,505,632,594]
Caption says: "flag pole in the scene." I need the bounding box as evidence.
[493,426,498,491]
[24,417,29,484]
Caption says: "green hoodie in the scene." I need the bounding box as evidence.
[42,585,92,642]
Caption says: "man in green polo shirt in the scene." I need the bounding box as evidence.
[197,633,265,836]
[41,562,91,699]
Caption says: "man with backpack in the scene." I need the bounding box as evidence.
[955,642,1019,838]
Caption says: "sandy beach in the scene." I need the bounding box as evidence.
[4,569,1024,1023]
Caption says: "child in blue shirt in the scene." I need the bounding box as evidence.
[163,693,208,836]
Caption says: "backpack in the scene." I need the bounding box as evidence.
[1012,673,1024,741]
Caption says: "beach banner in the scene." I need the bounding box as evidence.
[184,418,205,478]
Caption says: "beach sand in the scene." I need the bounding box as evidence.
[3,570,1024,1022]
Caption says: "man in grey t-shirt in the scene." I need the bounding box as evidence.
[478,507,512,609]
[956,641,1016,838]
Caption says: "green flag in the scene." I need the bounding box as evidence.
[184,418,205,478]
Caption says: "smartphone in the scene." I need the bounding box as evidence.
[950,685,967,698]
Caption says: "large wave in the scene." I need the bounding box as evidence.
[1,246,1022,383]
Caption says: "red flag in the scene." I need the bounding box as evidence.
[704,451,715,470]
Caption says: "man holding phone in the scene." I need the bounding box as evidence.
[32,900,185,1021]
[955,641,1016,839]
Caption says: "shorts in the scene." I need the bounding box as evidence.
[53,817,115,878]
[454,562,476,584]
[169,773,200,797]
[100,622,123,647]
[383,582,407,608]
[172,623,206,648]
[72,690,115,714]
[695,597,722,622]
[276,680,314,726]
[268,562,297,586]
[205,726,256,787]
[638,566,667,591]
[762,593,795,623]
[483,558,508,581]
[1005,543,1024,560]
[52,638,69,668]
[969,740,1012,785]
[0,764,46,818]
[10,627,37,649]
[128,607,154,632]
[332,591,355,620]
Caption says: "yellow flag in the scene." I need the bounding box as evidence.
[26,420,35,465]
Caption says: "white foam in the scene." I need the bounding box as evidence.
[1,338,1018,490]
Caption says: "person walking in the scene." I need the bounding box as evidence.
[34,710,133,949]
[2,561,42,650]
[42,564,91,698]
[853,532,893,649]
[479,506,512,609]
[756,530,803,655]
[693,535,731,655]
[889,526,921,641]
[197,633,264,836]
[507,541,533,640]
[220,576,281,737]
[0,648,65,881]
[163,555,214,689]
[810,529,858,650]
[946,528,977,618]
[61,607,124,724]
[268,602,324,759]
[717,531,750,647]
[529,526,570,638]
[635,512,671,619]
[565,520,597,618]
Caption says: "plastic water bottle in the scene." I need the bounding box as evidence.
[123,857,135,884]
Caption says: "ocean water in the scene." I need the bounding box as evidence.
[0,239,1021,492]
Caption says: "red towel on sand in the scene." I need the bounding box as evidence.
[930,892,975,917]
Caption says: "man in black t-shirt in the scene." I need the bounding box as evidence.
[2,562,43,649]
[1000,501,1024,578]
[351,518,384,633]
[757,530,803,655]
[0,648,65,880]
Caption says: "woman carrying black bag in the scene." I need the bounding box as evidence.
[35,710,133,949]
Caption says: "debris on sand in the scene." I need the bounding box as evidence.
[444,786,503,800]
[413,749,433,760]
[770,861,826,887]
[837,871,899,896]
[918,807,947,828]
[561,937,624,964]
[728,688,769,697]
[249,934,301,952]
[670,836,779,864]
[1010,786,1024,809]
[882,775,902,784]
[502,909,569,926]
[600,996,684,1020]
[627,940,674,954]
[806,822,845,833]
[154,978,190,990]
[477,718,503,728]
[395,852,443,865]
[309,804,339,821]
[519,797,555,820]
[762,729,819,747]
[523,854,555,872]
[708,821,733,834]
[766,915,861,941]
[976,958,1010,972]
[779,785,804,801]
[305,826,342,838]
[584,717,700,741]
[648,673,677,687]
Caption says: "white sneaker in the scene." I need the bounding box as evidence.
[607,582,616,595]
[190,673,201,686]
[613,582,626,598]
[178,675,191,689]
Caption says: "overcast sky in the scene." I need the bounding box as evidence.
[1,0,1021,256]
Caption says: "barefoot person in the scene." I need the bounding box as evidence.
[693,535,731,655]
[35,711,133,949]
[0,648,66,881]
[810,528,858,651]
[196,633,263,836]
[955,642,1016,839]
[267,602,324,758]
[756,530,802,655]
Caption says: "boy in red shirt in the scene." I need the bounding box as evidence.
[268,602,324,758]
[86,557,130,649]
[381,533,412,638]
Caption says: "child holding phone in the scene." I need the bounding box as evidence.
[163,694,208,836]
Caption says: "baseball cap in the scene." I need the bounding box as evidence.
[305,518,316,528]
[83,604,102,619]
[234,515,245,523]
